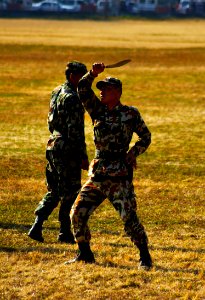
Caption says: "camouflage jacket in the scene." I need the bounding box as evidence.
[78,72,151,177]
[47,80,88,160]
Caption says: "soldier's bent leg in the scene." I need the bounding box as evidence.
[35,191,60,219]
[28,215,44,242]
[58,188,80,244]
[124,211,152,270]
[56,154,82,243]
[57,165,81,243]
[68,179,105,263]
[28,191,59,242]
[34,158,60,221]
[65,242,95,264]
[109,179,152,270]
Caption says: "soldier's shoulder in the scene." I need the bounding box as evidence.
[64,90,78,104]
[51,85,62,97]
[63,83,77,97]
[52,85,62,94]
[56,83,75,101]
[122,105,140,115]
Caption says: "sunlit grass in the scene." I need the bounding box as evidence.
[0,19,205,299]
[1,19,205,49]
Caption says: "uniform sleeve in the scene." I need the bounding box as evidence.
[77,71,103,119]
[47,85,62,133]
[130,108,151,157]
[59,92,88,159]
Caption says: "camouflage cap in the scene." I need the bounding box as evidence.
[66,60,87,75]
[96,77,122,90]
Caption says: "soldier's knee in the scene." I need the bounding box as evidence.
[124,211,140,227]
[69,205,76,224]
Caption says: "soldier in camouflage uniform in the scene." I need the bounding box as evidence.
[67,62,153,270]
[28,61,89,244]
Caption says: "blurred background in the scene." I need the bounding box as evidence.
[0,0,205,18]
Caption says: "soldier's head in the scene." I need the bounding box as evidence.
[65,61,87,88]
[96,77,122,109]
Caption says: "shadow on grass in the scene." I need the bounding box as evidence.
[151,245,205,254]
[154,265,200,275]
[95,261,201,275]
[0,246,76,254]
[2,222,205,251]
[105,242,131,248]
[0,221,77,254]
[0,221,58,232]
[96,261,134,270]
[93,229,122,236]
[103,242,205,255]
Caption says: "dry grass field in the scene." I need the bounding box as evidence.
[0,18,205,299]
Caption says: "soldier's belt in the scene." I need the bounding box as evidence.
[93,174,129,182]
[95,150,126,160]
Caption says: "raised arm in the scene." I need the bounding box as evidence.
[77,63,105,118]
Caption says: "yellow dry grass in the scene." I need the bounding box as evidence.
[0,18,205,300]
[1,18,205,48]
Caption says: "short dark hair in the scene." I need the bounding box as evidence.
[65,61,87,80]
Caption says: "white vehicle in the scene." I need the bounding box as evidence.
[137,0,171,14]
[32,0,62,11]
[138,0,157,12]
[60,0,82,12]
[176,0,191,15]
[96,0,112,13]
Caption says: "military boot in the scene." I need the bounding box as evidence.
[28,216,44,242]
[57,222,75,244]
[138,243,152,270]
[65,242,95,264]
[58,231,75,244]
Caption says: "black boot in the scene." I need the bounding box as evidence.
[65,242,95,264]
[58,231,75,244]
[138,243,152,270]
[57,222,75,244]
[28,216,44,242]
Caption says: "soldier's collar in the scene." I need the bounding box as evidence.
[107,102,123,111]
[65,80,77,92]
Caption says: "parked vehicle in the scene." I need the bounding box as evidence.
[31,0,62,11]
[0,0,7,10]
[96,0,121,15]
[80,0,96,13]
[96,0,112,13]
[60,0,82,12]
[137,0,171,14]
[6,0,32,11]
[176,0,191,15]
[125,0,139,14]
[32,0,93,13]
[138,0,157,12]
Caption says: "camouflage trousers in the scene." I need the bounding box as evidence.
[70,177,148,247]
[35,149,81,225]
